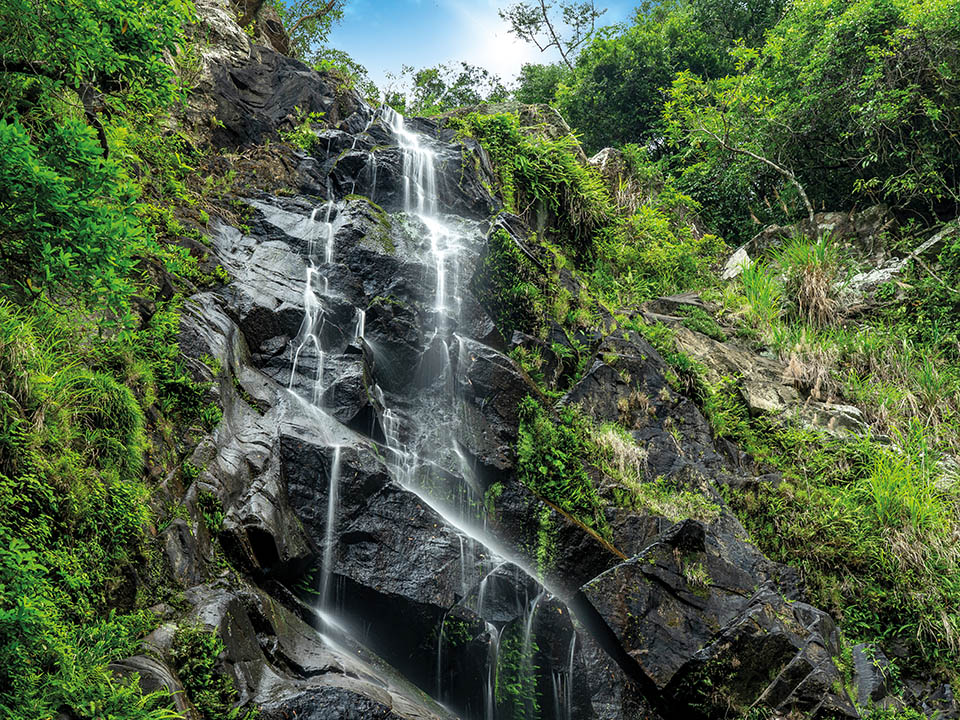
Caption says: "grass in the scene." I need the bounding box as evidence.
[774,232,846,327]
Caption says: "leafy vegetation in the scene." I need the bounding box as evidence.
[516,396,610,541]
[171,624,255,720]
[0,0,239,716]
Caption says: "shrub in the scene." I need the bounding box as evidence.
[774,233,845,326]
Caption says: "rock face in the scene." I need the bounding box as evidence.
[583,521,855,719]
[139,4,862,719]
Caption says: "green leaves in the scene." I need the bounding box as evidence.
[0,117,140,318]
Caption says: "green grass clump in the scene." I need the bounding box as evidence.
[679,306,727,342]
[774,233,846,327]
[516,396,611,542]
[171,624,254,720]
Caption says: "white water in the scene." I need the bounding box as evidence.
[319,446,342,609]
[281,106,574,719]
[289,200,337,404]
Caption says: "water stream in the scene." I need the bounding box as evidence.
[281,105,577,719]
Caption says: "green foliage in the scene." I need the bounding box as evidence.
[0,300,184,719]
[197,490,225,534]
[514,62,569,104]
[516,396,610,541]
[897,227,960,356]
[495,622,540,719]
[474,228,552,338]
[679,306,727,342]
[590,200,725,306]
[449,111,612,261]
[311,47,379,101]
[555,1,737,153]
[0,0,194,319]
[0,118,143,320]
[278,107,327,151]
[171,624,252,720]
[666,0,960,218]
[386,63,507,116]
[0,0,191,110]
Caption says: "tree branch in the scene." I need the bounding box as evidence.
[288,0,338,39]
[696,122,818,239]
[539,0,575,71]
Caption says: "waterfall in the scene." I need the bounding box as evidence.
[289,200,338,404]
[319,446,342,609]
[279,104,579,719]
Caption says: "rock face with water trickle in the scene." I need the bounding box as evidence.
[140,5,863,719]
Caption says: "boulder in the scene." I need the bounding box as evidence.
[582,520,856,718]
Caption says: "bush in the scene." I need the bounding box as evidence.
[774,233,846,327]
[516,396,610,541]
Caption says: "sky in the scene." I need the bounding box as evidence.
[327,0,637,90]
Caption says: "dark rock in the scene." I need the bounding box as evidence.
[583,520,855,718]
[853,643,891,707]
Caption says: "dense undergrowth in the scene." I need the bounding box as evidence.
[0,0,240,717]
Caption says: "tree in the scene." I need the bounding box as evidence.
[554,2,732,152]
[687,0,786,46]
[386,62,508,116]
[514,62,569,104]
[499,1,606,71]
[268,0,345,58]
[665,0,960,227]
[665,60,818,238]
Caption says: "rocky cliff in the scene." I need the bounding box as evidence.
[120,3,883,718]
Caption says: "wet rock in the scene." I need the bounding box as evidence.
[853,643,891,707]
[583,520,855,718]
[455,336,539,472]
[108,655,193,717]
[189,0,363,149]
[182,583,455,720]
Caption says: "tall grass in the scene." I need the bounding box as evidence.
[739,260,782,328]
[774,232,846,327]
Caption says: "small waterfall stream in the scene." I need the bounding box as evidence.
[277,104,579,720]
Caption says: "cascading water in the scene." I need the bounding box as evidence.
[280,104,578,719]
[319,446,341,609]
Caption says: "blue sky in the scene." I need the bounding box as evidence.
[327,0,637,89]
